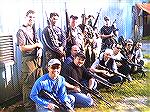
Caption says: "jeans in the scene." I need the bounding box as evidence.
[69,80,96,108]
[70,92,93,108]
[108,75,123,84]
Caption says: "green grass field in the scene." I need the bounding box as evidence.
[75,55,150,112]
[76,74,150,112]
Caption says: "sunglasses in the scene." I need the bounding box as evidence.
[127,44,133,46]
[116,47,121,49]
[50,65,61,69]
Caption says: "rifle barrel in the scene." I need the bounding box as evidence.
[67,76,111,106]
[88,71,113,88]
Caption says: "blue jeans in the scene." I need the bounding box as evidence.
[108,76,123,84]
[70,92,93,108]
[36,95,75,112]
[69,80,96,108]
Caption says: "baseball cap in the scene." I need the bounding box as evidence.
[104,49,113,56]
[104,16,109,21]
[76,51,86,59]
[48,59,61,66]
[126,39,133,44]
[70,15,78,20]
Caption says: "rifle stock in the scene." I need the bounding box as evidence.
[39,89,73,112]
[97,64,127,79]
[120,57,143,68]
[88,71,113,88]
[67,76,111,106]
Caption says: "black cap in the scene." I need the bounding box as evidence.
[104,16,109,21]
[70,15,78,20]
[75,51,86,59]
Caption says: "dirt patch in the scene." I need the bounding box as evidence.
[114,97,150,112]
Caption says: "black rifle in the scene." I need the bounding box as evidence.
[119,57,143,68]
[67,76,111,106]
[79,8,86,33]
[65,3,75,45]
[42,11,64,58]
[39,89,73,112]
[97,64,127,79]
[88,71,113,88]
[92,8,102,29]
[118,36,144,68]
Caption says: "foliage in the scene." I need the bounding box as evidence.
[144,54,150,59]
[142,36,150,40]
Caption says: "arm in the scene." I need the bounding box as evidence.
[17,29,42,52]
[100,34,113,39]
[30,79,49,107]
[90,58,108,74]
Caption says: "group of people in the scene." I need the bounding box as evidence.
[16,10,144,112]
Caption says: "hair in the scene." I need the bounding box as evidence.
[50,12,59,18]
[75,51,86,59]
[26,10,35,17]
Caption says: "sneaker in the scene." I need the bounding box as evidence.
[127,75,132,82]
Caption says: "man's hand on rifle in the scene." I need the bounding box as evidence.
[73,86,81,92]
[35,42,43,49]
[116,62,122,67]
[103,70,114,77]
[47,102,59,110]
[59,46,65,57]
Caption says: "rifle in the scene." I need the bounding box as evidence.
[79,8,86,33]
[39,89,74,112]
[119,57,143,68]
[43,11,64,58]
[88,71,113,88]
[118,37,142,67]
[65,3,75,45]
[92,8,102,29]
[97,64,127,79]
[67,76,111,106]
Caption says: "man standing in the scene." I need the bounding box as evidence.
[30,59,75,112]
[100,16,118,51]
[42,12,66,66]
[16,10,43,111]
[66,15,84,57]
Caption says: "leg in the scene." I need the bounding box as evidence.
[70,92,93,108]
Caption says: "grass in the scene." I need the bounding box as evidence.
[142,36,150,40]
[75,59,150,112]
[144,54,150,59]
